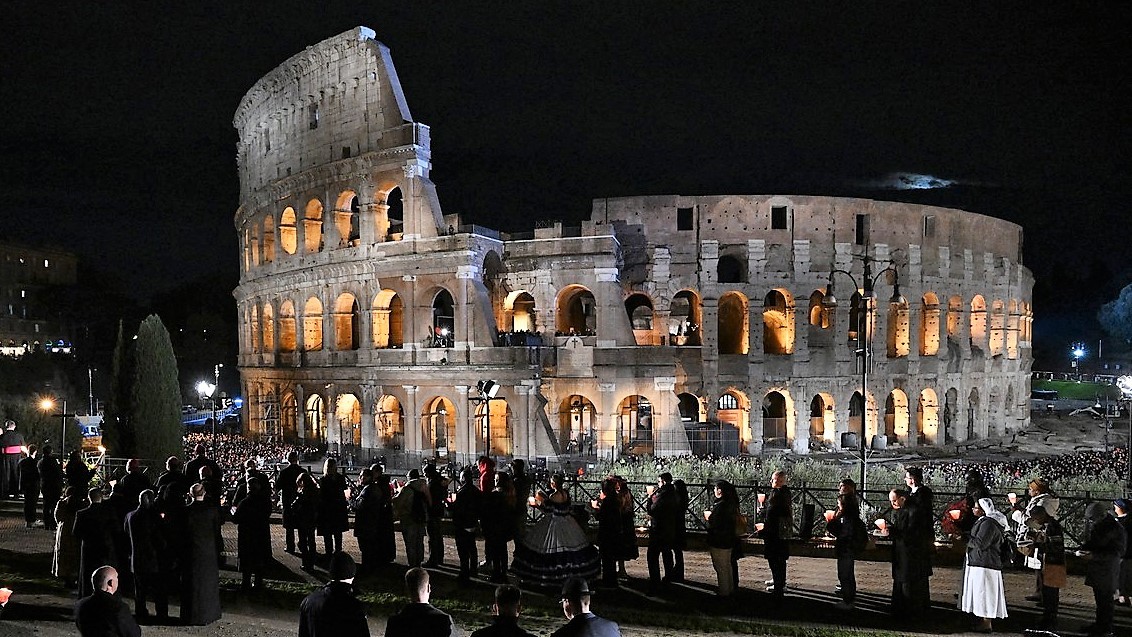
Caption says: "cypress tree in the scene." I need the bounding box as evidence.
[129,315,182,461]
[103,320,134,457]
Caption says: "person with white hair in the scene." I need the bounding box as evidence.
[959,498,1008,633]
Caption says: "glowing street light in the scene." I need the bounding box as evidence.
[38,397,72,457]
[196,379,217,452]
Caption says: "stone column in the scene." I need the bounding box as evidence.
[324,383,339,447]
[360,384,376,451]
[599,382,618,460]
[653,377,690,456]
[373,203,390,243]
[295,384,307,440]
[517,383,533,459]
[456,265,478,350]
[455,385,471,458]
[403,386,421,452]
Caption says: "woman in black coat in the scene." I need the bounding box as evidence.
[64,450,92,493]
[827,492,865,609]
[233,476,272,589]
[317,458,349,556]
[705,480,739,598]
[591,477,623,587]
[292,473,320,571]
[482,472,517,583]
[1078,501,1126,636]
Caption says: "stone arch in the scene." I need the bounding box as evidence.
[383,186,404,241]
[669,290,702,345]
[808,289,831,329]
[305,393,325,442]
[917,388,939,445]
[261,302,275,352]
[334,190,360,247]
[762,288,795,355]
[559,395,598,455]
[303,198,323,253]
[969,295,987,352]
[372,289,404,349]
[280,206,298,254]
[335,393,362,447]
[947,295,963,339]
[617,395,652,454]
[919,292,940,356]
[967,387,981,440]
[422,396,457,455]
[717,389,751,449]
[430,288,456,347]
[262,214,275,263]
[504,290,537,333]
[333,292,361,350]
[281,391,297,440]
[303,296,324,351]
[475,398,511,456]
[279,299,297,352]
[884,389,909,444]
[250,304,261,353]
[989,299,1006,357]
[762,389,793,449]
[718,291,749,355]
[375,394,405,449]
[848,390,879,442]
[249,224,260,267]
[556,285,597,335]
[482,250,506,328]
[677,392,704,423]
[989,385,1004,436]
[809,393,835,443]
[886,295,910,358]
[1006,299,1020,359]
[625,293,655,345]
[717,253,745,283]
[944,387,959,444]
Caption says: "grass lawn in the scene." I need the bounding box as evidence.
[1032,379,1121,401]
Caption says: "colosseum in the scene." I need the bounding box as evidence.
[232,27,1034,467]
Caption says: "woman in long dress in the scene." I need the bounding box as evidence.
[960,497,1008,632]
[52,486,84,587]
[511,473,599,587]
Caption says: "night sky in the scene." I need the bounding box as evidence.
[4,4,1128,364]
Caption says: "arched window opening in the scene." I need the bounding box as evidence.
[556,285,597,336]
[919,293,940,356]
[424,397,457,456]
[762,391,788,448]
[280,206,298,255]
[884,390,909,444]
[718,292,749,355]
[989,299,1006,357]
[967,388,980,440]
[847,392,865,448]
[947,296,963,340]
[334,191,361,247]
[848,292,874,344]
[762,289,794,355]
[917,389,938,446]
[717,254,745,283]
[262,215,275,263]
[334,293,361,350]
[249,226,261,267]
[716,390,749,451]
[372,290,404,349]
[250,305,261,353]
[384,187,404,241]
[475,398,511,456]
[278,300,297,352]
[375,395,405,449]
[305,394,325,442]
[303,198,324,253]
[281,392,298,440]
[261,303,275,352]
[677,393,702,422]
[625,293,656,345]
[335,394,362,448]
[618,395,652,454]
[969,295,987,351]
[886,296,910,358]
[428,289,455,347]
[669,290,702,345]
[808,290,831,329]
[510,292,537,333]
[809,394,835,445]
[559,395,597,455]
[303,297,324,351]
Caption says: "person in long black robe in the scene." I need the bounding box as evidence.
[373,473,397,564]
[353,469,380,574]
[234,476,272,589]
[73,488,119,598]
[38,446,64,532]
[181,485,222,625]
[125,489,168,620]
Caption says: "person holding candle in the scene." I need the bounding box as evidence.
[706,479,740,598]
[758,470,792,597]
[1113,498,1131,607]
[959,498,1008,633]
[827,482,865,610]
[902,467,935,611]
[880,487,920,618]
[591,477,623,588]
[644,472,679,593]
[510,473,599,587]
[1011,477,1060,603]
[1026,505,1065,631]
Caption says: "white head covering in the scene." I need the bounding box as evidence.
[978,497,1008,528]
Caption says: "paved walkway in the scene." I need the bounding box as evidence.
[1,498,1129,636]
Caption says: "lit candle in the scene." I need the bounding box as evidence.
[1007,492,1018,504]
[703,510,712,520]
[757,492,766,505]
[646,485,655,495]
[875,519,887,531]
[755,522,765,532]
[824,510,836,523]
[528,496,537,506]
[948,509,962,520]
[0,587,12,605]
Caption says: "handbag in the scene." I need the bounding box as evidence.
[1042,562,1067,588]
[734,513,749,536]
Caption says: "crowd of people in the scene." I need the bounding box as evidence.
[4,417,1131,637]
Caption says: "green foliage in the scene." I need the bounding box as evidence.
[126,315,182,461]
[102,320,130,456]
[1031,379,1121,401]
[1098,282,1132,343]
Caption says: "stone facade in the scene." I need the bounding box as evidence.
[233,28,1033,464]
[0,241,77,356]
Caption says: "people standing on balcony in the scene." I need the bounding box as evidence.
[758,470,792,597]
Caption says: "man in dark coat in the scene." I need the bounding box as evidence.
[183,444,220,492]
[353,468,381,574]
[116,459,152,511]
[38,445,64,531]
[181,483,222,626]
[73,488,119,598]
[551,577,621,637]
[883,487,930,617]
[18,444,40,527]
[424,464,449,567]
[470,585,535,637]
[644,472,678,590]
[1078,501,1126,637]
[233,475,272,589]
[75,566,141,637]
[448,467,482,582]
[510,460,531,535]
[903,466,935,610]
[125,489,167,621]
[758,470,793,597]
[231,458,269,507]
[0,419,24,499]
[384,567,459,637]
[276,450,305,553]
[299,551,370,637]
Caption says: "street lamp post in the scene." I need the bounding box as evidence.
[196,380,217,453]
[470,380,500,458]
[38,398,72,457]
[823,254,904,495]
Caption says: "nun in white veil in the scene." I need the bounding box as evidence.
[959,497,1009,632]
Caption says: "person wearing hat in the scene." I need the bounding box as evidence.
[1076,501,1126,637]
[1011,476,1060,602]
[644,472,678,592]
[1114,498,1132,606]
[470,585,535,637]
[552,577,620,637]
[299,551,370,637]
[384,567,458,637]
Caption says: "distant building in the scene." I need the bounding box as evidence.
[233,28,1033,463]
[0,241,77,356]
